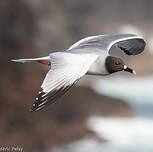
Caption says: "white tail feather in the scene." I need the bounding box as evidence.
[11,56,50,63]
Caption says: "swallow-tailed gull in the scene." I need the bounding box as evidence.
[12,34,146,112]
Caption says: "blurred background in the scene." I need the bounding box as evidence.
[1,0,153,151]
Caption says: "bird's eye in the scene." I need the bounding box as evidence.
[114,61,120,66]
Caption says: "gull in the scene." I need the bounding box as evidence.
[12,34,146,112]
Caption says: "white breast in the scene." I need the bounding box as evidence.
[87,55,109,76]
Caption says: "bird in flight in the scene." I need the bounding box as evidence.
[12,34,146,112]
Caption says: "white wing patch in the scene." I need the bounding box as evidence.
[30,52,98,112]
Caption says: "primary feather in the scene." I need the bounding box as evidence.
[30,52,98,112]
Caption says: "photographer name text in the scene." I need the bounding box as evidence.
[0,146,23,152]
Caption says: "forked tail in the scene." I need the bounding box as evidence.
[11,56,51,65]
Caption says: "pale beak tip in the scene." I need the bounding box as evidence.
[124,65,136,75]
[133,70,136,75]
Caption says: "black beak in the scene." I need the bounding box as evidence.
[124,65,136,75]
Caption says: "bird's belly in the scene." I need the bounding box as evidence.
[87,56,109,76]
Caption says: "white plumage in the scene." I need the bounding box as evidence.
[12,34,146,111]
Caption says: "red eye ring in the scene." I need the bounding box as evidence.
[114,61,120,66]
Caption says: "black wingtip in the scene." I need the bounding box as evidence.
[29,108,35,112]
[29,84,75,112]
[29,88,45,112]
[29,105,38,112]
[29,103,46,112]
[29,101,44,112]
[118,38,146,55]
[29,108,34,112]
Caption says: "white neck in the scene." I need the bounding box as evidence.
[86,55,109,76]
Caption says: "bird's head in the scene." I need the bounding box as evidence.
[105,56,136,75]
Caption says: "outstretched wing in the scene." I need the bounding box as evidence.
[68,34,146,55]
[30,52,98,112]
